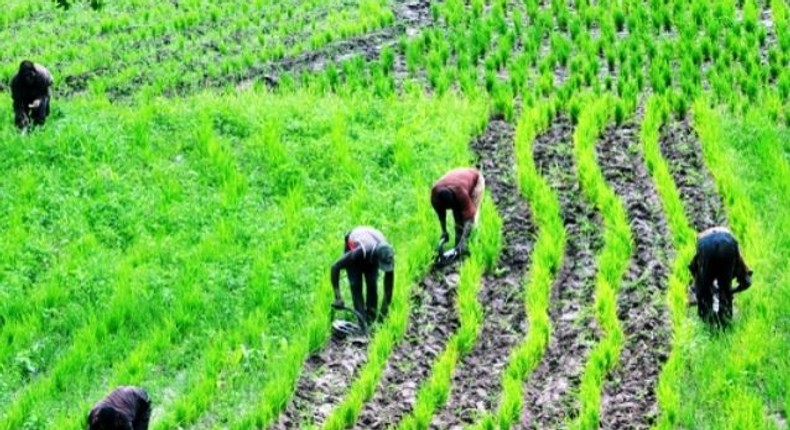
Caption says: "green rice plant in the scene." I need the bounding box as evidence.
[653,96,790,430]
[475,99,566,429]
[638,95,697,429]
[398,196,502,429]
[568,94,632,430]
[492,82,515,122]
[308,96,488,430]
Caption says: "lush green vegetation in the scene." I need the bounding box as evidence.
[0,91,486,429]
[0,0,788,428]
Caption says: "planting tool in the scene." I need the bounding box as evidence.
[434,247,460,267]
[331,304,367,339]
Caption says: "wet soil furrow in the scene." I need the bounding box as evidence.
[54,0,433,98]
[658,118,727,231]
[520,114,603,429]
[249,0,433,83]
[431,119,534,428]
[271,331,368,428]
[352,267,461,429]
[596,121,673,430]
[273,263,460,429]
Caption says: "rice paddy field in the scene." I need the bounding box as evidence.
[0,0,788,429]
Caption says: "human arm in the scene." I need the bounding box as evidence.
[731,254,753,294]
[330,248,362,307]
[380,270,394,321]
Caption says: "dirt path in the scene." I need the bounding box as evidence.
[430,118,534,428]
[520,114,603,428]
[272,263,459,429]
[351,266,461,429]
[595,121,673,429]
[658,118,727,231]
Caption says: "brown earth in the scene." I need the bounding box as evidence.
[521,113,603,429]
[658,118,727,231]
[431,118,535,428]
[272,262,460,429]
[596,121,673,429]
[351,263,461,429]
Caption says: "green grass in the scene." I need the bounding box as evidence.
[652,99,789,430]
[0,89,486,429]
[1,0,789,428]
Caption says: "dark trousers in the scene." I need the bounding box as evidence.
[694,235,738,325]
[344,235,379,323]
[14,96,50,129]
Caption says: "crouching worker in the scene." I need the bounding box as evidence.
[688,227,753,326]
[10,60,53,130]
[87,386,151,430]
[431,167,485,260]
[331,226,395,326]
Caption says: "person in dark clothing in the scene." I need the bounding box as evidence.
[431,167,485,257]
[87,386,151,430]
[331,226,395,324]
[689,227,753,326]
[10,60,53,130]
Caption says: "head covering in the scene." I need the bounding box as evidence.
[376,245,394,272]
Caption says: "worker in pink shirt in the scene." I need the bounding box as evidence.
[431,167,485,259]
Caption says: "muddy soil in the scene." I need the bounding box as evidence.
[54,0,433,98]
[272,263,460,429]
[520,114,603,429]
[271,330,369,428]
[596,121,673,429]
[658,118,727,232]
[240,0,434,90]
[351,265,462,429]
[431,119,534,428]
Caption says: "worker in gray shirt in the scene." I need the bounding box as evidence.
[331,226,395,325]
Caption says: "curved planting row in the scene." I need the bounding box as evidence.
[657,117,727,231]
[349,264,462,429]
[567,96,631,430]
[595,119,672,429]
[520,112,602,428]
[429,118,534,428]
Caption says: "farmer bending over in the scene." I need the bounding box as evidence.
[689,226,753,325]
[87,386,151,430]
[431,167,485,257]
[10,60,52,130]
[331,226,395,324]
